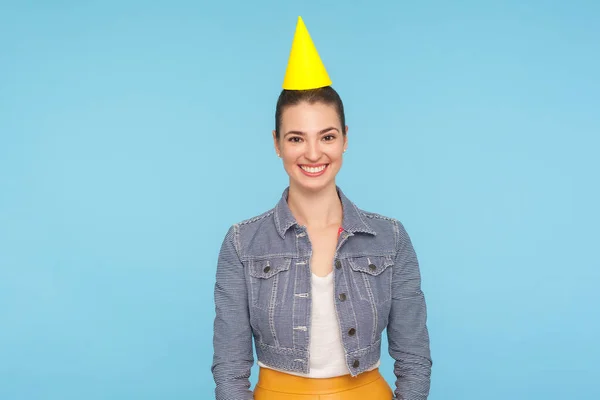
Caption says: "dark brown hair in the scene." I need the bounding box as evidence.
[274,86,346,139]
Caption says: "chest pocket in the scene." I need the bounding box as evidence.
[248,257,292,311]
[348,255,394,305]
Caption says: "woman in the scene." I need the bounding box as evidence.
[212,17,432,400]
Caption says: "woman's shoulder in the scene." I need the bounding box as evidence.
[235,208,276,227]
[359,208,398,223]
[353,205,413,246]
[223,206,282,252]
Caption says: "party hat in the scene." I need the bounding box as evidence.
[282,16,332,90]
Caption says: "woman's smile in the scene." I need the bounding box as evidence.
[299,163,329,177]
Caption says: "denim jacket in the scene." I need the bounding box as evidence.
[212,187,432,399]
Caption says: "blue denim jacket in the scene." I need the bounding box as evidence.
[212,187,432,399]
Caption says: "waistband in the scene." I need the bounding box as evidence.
[256,367,384,395]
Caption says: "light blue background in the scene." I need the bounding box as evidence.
[1,1,599,399]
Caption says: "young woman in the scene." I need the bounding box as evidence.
[212,17,432,400]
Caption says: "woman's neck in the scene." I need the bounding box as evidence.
[287,183,343,230]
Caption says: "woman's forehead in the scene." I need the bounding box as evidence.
[281,102,340,129]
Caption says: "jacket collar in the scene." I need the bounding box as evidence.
[274,186,377,239]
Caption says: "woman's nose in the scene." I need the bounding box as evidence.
[304,140,322,161]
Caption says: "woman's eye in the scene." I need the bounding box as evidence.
[289,136,302,143]
[323,135,335,141]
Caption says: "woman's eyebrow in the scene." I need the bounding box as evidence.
[284,127,339,137]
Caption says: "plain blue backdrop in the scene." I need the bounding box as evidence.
[1,1,599,399]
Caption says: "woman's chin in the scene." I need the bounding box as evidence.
[290,176,336,192]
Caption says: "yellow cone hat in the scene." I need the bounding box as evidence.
[282,16,332,90]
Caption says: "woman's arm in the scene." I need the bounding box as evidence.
[211,225,254,400]
[387,220,432,399]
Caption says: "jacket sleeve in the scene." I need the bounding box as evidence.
[211,225,254,400]
[387,220,432,400]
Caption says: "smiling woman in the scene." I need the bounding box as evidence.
[211,16,432,400]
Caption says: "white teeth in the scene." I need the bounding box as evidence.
[300,165,327,173]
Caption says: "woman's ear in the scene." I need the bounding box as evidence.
[272,130,281,157]
[343,125,349,152]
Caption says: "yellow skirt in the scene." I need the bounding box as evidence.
[254,367,394,400]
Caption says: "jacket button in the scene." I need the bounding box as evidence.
[335,260,342,269]
[352,360,360,368]
[348,328,356,336]
[338,293,347,301]
[263,266,271,273]
[368,263,377,271]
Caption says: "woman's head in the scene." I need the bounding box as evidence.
[273,86,348,193]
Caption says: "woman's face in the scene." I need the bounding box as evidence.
[274,101,348,193]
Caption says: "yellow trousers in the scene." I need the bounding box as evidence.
[254,367,394,399]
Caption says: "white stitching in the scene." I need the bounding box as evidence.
[293,326,307,331]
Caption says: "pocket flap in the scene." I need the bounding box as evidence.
[249,257,291,279]
[348,255,394,276]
